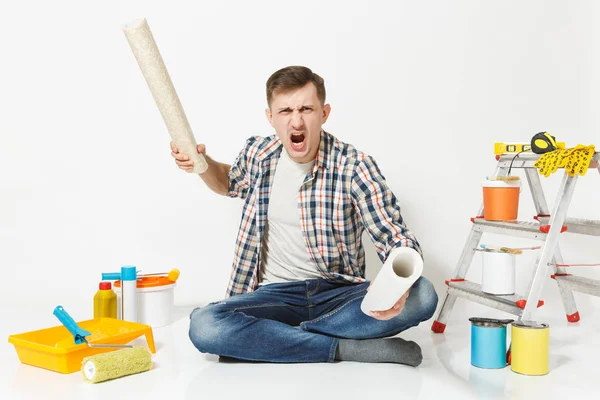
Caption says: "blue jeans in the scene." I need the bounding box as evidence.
[188,276,438,363]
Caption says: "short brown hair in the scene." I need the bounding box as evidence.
[266,66,326,107]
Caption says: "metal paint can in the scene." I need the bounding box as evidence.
[511,320,549,375]
[481,249,516,295]
[469,317,513,369]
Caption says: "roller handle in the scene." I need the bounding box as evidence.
[101,272,121,280]
[53,305,91,345]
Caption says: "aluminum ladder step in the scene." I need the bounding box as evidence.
[537,216,600,237]
[496,152,599,170]
[554,275,600,297]
[446,280,544,317]
[472,218,549,240]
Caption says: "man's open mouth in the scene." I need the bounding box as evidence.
[290,132,305,150]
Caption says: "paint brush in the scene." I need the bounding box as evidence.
[486,176,521,181]
[479,245,541,255]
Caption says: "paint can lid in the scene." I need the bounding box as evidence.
[512,320,549,329]
[114,276,174,289]
[469,317,514,327]
[482,178,521,188]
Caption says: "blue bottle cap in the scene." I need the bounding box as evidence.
[121,265,137,281]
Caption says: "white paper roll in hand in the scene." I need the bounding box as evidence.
[123,18,208,174]
[360,247,423,315]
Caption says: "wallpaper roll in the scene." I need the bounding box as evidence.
[123,18,208,174]
[360,247,423,315]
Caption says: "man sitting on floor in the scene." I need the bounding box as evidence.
[171,66,438,366]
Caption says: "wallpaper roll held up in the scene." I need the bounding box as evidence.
[123,18,208,174]
[360,247,423,315]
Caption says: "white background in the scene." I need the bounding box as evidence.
[2,0,600,334]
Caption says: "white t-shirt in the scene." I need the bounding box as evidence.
[259,149,322,285]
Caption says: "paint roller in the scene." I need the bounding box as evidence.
[54,306,153,383]
[81,347,153,384]
[122,18,209,174]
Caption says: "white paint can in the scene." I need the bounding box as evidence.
[114,276,176,327]
[481,250,516,295]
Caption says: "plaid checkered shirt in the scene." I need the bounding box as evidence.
[225,130,422,297]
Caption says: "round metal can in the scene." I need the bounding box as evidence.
[481,249,516,295]
[469,317,513,369]
[510,320,549,375]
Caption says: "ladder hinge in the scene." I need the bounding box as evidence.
[539,225,568,233]
[515,299,544,309]
[445,278,465,286]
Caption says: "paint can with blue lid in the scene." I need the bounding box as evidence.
[469,317,513,369]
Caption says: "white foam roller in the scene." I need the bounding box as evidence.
[123,18,208,174]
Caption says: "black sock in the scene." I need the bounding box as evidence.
[335,338,423,367]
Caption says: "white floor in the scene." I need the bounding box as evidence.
[3,299,600,400]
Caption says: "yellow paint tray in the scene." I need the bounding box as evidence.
[8,317,156,374]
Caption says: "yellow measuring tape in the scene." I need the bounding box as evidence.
[534,144,596,177]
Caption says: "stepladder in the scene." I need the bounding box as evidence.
[432,151,600,334]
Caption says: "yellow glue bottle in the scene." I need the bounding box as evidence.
[94,282,117,318]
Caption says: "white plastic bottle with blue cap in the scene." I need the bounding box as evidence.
[101,266,138,322]
[120,266,138,322]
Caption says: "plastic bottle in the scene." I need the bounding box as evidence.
[121,265,138,322]
[94,282,117,318]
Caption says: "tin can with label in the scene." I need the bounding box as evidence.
[469,317,513,369]
[511,320,549,375]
